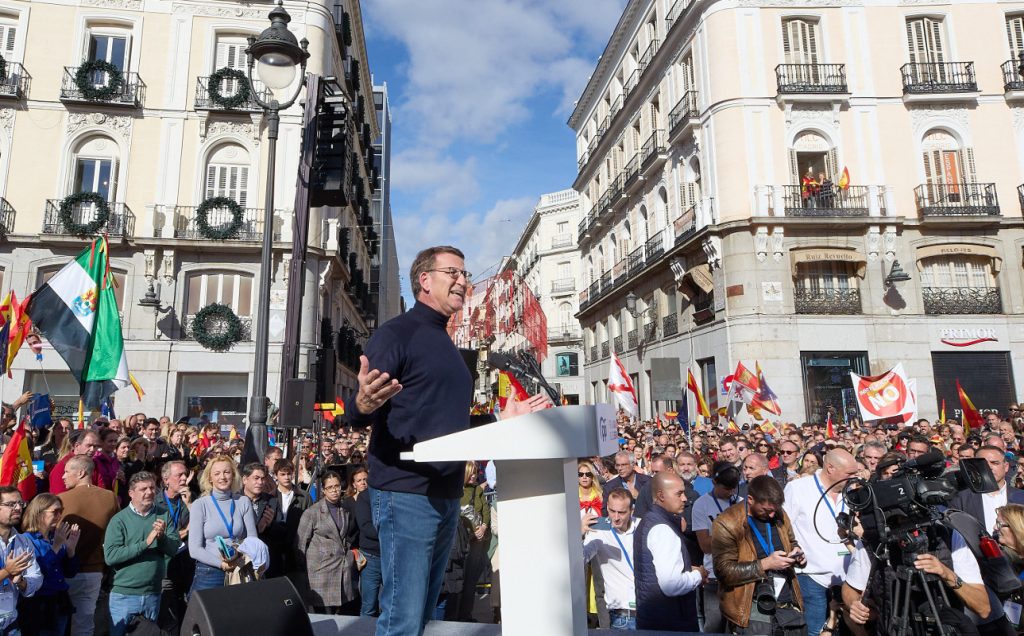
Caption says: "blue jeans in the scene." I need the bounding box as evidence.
[360,553,382,617]
[797,574,828,636]
[371,487,459,636]
[610,610,637,630]
[189,562,225,598]
[108,592,159,636]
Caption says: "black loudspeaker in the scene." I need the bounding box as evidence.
[281,379,316,429]
[179,577,313,636]
[313,348,336,403]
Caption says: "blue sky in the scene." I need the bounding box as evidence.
[361,1,628,302]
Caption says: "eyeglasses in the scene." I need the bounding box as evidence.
[427,268,472,282]
[780,450,798,456]
[0,501,25,509]
[578,472,593,477]
[757,444,769,449]
[322,484,343,492]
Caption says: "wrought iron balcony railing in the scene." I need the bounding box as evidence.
[0,198,13,235]
[900,62,977,94]
[914,183,1000,217]
[169,205,282,242]
[0,63,29,100]
[922,287,1001,314]
[1002,59,1024,91]
[640,130,666,168]
[609,94,623,120]
[599,271,612,290]
[794,287,862,314]
[614,336,624,353]
[627,329,638,349]
[781,185,871,216]
[588,280,600,301]
[674,207,697,244]
[623,155,640,186]
[668,91,698,136]
[639,40,659,73]
[590,345,598,361]
[624,68,642,97]
[548,325,581,340]
[601,342,609,359]
[194,76,270,112]
[182,313,253,341]
[666,0,689,28]
[60,66,145,107]
[550,234,573,249]
[663,313,678,336]
[551,278,575,293]
[43,199,135,238]
[645,230,665,261]
[627,245,645,275]
[776,64,848,94]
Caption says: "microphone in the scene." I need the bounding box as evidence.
[901,447,947,477]
[487,351,531,377]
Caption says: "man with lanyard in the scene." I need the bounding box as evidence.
[240,463,285,577]
[604,451,651,511]
[0,486,41,635]
[691,461,741,631]
[783,448,859,636]
[153,460,192,630]
[712,475,807,635]
[582,488,639,630]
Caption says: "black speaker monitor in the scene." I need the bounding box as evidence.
[180,577,313,636]
[281,379,316,429]
[314,347,336,403]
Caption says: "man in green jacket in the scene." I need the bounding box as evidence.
[104,470,181,636]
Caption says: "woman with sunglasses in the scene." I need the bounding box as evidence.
[578,461,602,517]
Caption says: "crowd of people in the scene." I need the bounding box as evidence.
[578,408,1024,634]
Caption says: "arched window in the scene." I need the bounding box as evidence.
[205,143,250,207]
[922,129,975,190]
[37,265,125,309]
[638,206,649,241]
[789,130,836,184]
[558,302,572,328]
[920,254,1000,314]
[186,270,253,317]
[794,262,861,314]
[657,186,669,229]
[71,135,118,200]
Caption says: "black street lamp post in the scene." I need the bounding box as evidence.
[244,0,309,460]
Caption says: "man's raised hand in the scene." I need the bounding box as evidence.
[355,355,403,415]
[498,391,551,420]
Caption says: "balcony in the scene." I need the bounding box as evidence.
[596,114,610,138]
[693,292,715,325]
[168,205,282,242]
[60,66,145,107]
[663,313,678,336]
[194,76,270,112]
[1003,59,1024,94]
[780,185,872,217]
[609,94,623,120]
[0,63,29,100]
[43,199,135,238]
[775,64,848,99]
[599,271,612,290]
[551,278,575,293]
[900,62,978,101]
[627,329,638,349]
[0,198,13,236]
[623,155,641,190]
[589,345,598,361]
[794,287,862,315]
[639,40,659,74]
[549,325,581,340]
[922,287,1001,315]
[627,245,645,276]
[674,207,697,244]
[914,183,1000,217]
[601,342,609,358]
[645,230,665,261]
[577,151,589,173]
[588,279,600,302]
[623,68,641,99]
[668,91,698,141]
[183,313,253,341]
[666,0,690,29]
[550,234,573,249]
[614,336,624,354]
[640,130,666,174]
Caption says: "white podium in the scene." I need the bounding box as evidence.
[400,404,617,636]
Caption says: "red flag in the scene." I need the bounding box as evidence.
[826,412,835,438]
[497,371,528,410]
[956,380,984,435]
[0,419,35,501]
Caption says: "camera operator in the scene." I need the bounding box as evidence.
[841,522,989,636]
[712,475,807,635]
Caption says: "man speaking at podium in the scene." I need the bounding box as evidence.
[346,245,549,636]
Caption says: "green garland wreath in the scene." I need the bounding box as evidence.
[196,196,244,240]
[191,303,244,351]
[59,192,110,236]
[207,67,250,109]
[74,60,124,101]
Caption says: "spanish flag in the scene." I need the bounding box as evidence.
[956,380,984,435]
[687,369,711,418]
[497,371,528,410]
[940,399,946,423]
[0,418,35,500]
[727,419,740,433]
[837,166,851,190]
[826,412,835,438]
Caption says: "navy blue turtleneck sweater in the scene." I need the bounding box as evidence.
[346,302,474,499]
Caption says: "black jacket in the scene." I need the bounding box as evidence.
[950,484,1024,526]
[347,493,379,557]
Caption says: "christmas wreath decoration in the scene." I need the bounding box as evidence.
[59,192,110,236]
[196,196,244,240]
[74,60,124,101]
[191,303,243,351]
[207,67,250,109]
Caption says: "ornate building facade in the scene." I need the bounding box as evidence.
[572,0,1024,423]
[0,0,380,424]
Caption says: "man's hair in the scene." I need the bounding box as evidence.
[908,434,930,447]
[614,450,635,465]
[958,442,975,454]
[720,436,738,447]
[241,462,267,478]
[160,460,186,483]
[748,475,784,506]
[274,457,295,474]
[744,453,768,470]
[144,417,160,428]
[676,451,697,463]
[651,454,675,473]
[862,440,886,455]
[606,487,633,507]
[409,246,465,297]
[128,471,157,490]
[0,485,19,498]
[978,444,1006,458]
[66,456,94,477]
[711,460,741,488]
[265,446,283,458]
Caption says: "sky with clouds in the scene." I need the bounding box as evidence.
[361,0,627,302]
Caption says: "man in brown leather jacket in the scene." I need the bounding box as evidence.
[712,475,807,635]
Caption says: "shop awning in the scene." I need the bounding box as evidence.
[916,243,1002,273]
[685,263,714,293]
[789,248,867,278]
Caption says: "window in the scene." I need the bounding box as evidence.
[38,266,125,309]
[782,18,820,65]
[556,221,568,235]
[789,130,837,184]
[922,129,975,190]
[558,302,572,328]
[677,53,694,95]
[0,18,17,63]
[186,271,253,316]
[84,27,131,89]
[906,17,946,65]
[920,255,995,289]
[205,144,249,207]
[213,35,249,98]
[1008,15,1024,59]
[556,352,579,377]
[71,136,118,200]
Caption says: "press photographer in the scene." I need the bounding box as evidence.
[712,475,808,635]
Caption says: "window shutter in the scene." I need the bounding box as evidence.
[929,18,945,64]
[826,148,838,178]
[0,24,16,62]
[237,167,248,207]
[789,149,800,183]
[907,19,925,65]
[1009,16,1024,59]
[964,147,977,183]
[205,165,217,199]
[807,20,819,64]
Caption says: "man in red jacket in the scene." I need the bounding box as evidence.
[49,429,100,494]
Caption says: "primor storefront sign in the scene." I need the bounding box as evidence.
[939,327,998,347]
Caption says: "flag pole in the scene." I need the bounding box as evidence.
[36,355,51,397]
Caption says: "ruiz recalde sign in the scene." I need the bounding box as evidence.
[939,327,998,347]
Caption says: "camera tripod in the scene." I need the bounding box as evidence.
[885,561,959,636]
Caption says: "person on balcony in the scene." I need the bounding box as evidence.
[801,167,819,208]
[817,172,835,209]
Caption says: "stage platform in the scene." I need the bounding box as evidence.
[308,615,729,635]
